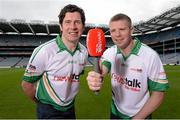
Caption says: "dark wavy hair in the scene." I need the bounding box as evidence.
[58,4,86,26]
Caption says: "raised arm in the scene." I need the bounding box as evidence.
[87,64,109,92]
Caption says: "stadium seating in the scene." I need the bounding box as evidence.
[0,57,21,68]
[0,5,180,67]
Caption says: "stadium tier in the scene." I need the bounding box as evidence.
[0,5,180,67]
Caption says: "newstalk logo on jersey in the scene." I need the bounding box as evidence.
[112,73,141,92]
[28,64,36,71]
[24,64,37,76]
[53,74,80,82]
[130,68,143,73]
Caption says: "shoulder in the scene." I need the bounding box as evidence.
[38,38,56,50]
[102,45,117,60]
[33,38,57,56]
[104,45,117,54]
[79,43,87,50]
[140,43,159,56]
[79,43,88,53]
[40,38,56,49]
[139,43,161,64]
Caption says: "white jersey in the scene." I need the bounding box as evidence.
[23,35,88,111]
[101,39,169,118]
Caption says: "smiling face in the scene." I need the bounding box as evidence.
[60,12,84,44]
[109,19,134,51]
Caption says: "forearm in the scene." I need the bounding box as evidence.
[132,91,165,119]
[22,81,37,102]
[87,64,109,91]
[100,64,109,77]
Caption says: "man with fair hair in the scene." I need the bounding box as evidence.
[87,13,169,119]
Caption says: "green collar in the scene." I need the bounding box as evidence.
[56,34,81,55]
[117,37,141,60]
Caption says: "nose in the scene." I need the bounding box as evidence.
[70,22,77,30]
[114,30,121,37]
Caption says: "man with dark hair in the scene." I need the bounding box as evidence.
[87,13,169,119]
[22,4,87,119]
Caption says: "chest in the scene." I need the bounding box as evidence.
[111,54,148,78]
[110,54,149,91]
[46,51,86,75]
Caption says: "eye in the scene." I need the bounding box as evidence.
[64,20,71,24]
[75,20,82,25]
[110,29,116,33]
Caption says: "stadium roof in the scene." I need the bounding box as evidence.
[0,5,180,36]
[133,5,180,35]
[0,18,108,35]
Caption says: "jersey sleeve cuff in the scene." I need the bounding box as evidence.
[148,79,169,91]
[102,60,111,72]
[23,75,42,83]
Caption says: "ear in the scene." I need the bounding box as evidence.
[131,27,134,34]
[82,26,85,32]
[60,24,63,31]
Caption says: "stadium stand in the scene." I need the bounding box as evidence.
[0,5,180,67]
[16,57,30,67]
[0,57,21,68]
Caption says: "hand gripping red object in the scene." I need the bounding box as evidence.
[86,28,106,94]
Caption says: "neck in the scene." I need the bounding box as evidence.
[121,39,134,57]
[62,37,78,52]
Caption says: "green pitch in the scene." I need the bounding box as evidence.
[0,65,179,119]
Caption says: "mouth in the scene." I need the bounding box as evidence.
[69,32,79,38]
[69,31,78,35]
[114,38,123,42]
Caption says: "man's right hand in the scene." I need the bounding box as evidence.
[86,71,103,91]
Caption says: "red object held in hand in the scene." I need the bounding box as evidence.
[86,28,106,57]
[86,28,106,95]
